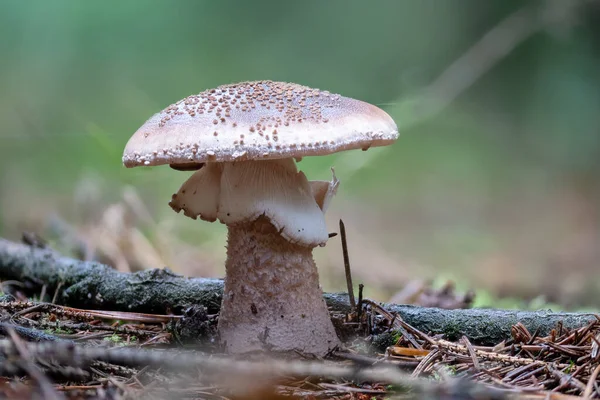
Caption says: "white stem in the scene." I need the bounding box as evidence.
[218,217,340,355]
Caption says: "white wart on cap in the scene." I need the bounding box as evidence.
[122,80,398,167]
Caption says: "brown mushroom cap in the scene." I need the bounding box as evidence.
[122,80,398,167]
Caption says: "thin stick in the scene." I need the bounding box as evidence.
[461,335,482,371]
[339,219,355,308]
[51,281,63,305]
[6,328,63,400]
[357,283,364,321]
[583,364,600,398]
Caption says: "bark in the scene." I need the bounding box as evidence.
[0,238,597,346]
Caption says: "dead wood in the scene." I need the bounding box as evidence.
[0,238,597,346]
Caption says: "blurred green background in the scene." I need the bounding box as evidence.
[1,0,599,308]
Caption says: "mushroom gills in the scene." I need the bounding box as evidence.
[169,162,222,222]
[169,162,205,171]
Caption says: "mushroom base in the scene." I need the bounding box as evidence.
[218,217,340,355]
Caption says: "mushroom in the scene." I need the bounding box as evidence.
[122,80,398,355]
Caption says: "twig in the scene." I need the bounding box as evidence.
[411,349,440,378]
[0,322,66,342]
[357,283,364,322]
[436,339,572,369]
[59,306,181,323]
[3,300,180,324]
[339,219,355,308]
[318,382,385,394]
[39,284,47,303]
[37,320,159,339]
[549,366,587,393]
[363,298,422,349]
[334,350,420,369]
[583,364,600,398]
[51,281,63,305]
[332,350,377,366]
[55,385,104,392]
[6,328,64,400]
[461,335,482,371]
[10,303,45,321]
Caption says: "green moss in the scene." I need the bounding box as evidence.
[103,334,123,343]
[44,327,73,335]
[441,321,462,341]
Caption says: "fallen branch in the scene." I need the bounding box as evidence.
[0,238,597,346]
[0,339,517,399]
[0,322,65,343]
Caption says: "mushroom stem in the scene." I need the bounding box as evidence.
[218,216,340,355]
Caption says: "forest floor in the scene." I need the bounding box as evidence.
[0,253,599,400]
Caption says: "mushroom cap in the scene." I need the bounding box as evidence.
[122,80,398,167]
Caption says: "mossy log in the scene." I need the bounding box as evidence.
[0,238,597,346]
